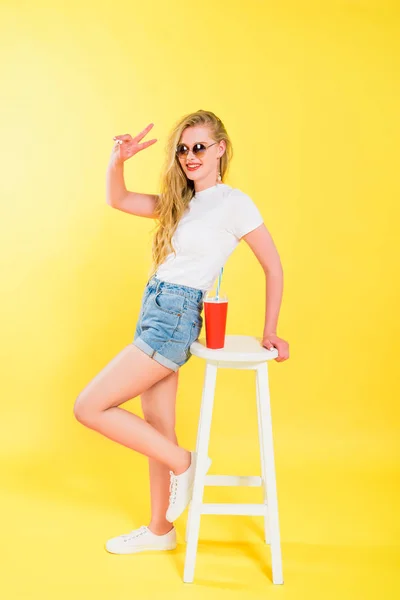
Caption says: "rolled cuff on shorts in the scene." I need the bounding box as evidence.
[133,337,180,372]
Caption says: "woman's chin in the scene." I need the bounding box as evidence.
[186,171,207,182]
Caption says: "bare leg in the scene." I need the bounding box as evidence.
[140,369,180,535]
[73,345,191,476]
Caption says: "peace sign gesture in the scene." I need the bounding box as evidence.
[111,123,157,165]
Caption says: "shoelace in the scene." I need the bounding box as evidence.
[169,470,178,504]
[121,525,148,541]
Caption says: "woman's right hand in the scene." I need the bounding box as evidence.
[111,123,157,165]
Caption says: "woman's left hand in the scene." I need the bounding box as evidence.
[261,333,289,362]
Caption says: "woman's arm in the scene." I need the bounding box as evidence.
[242,223,283,332]
[106,158,158,219]
[242,224,289,362]
[106,125,159,218]
[262,269,283,336]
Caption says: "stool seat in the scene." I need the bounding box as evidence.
[191,334,279,363]
[183,334,284,585]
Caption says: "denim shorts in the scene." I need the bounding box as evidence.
[132,275,206,372]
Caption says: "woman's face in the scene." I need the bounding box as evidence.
[177,126,225,184]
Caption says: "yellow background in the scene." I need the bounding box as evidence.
[1,0,399,598]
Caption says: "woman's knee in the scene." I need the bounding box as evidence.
[73,393,96,426]
[143,410,176,437]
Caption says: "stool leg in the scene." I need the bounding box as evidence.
[183,362,218,583]
[185,373,208,543]
[256,364,284,584]
[255,369,270,544]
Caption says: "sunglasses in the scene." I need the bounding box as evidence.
[175,141,218,158]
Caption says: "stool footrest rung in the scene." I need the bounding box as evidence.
[205,475,262,487]
[198,503,267,516]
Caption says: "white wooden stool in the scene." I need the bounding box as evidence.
[183,334,284,584]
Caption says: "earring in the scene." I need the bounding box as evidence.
[217,158,222,182]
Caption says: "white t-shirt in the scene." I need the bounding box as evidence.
[155,183,264,292]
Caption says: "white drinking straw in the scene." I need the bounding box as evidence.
[216,266,223,301]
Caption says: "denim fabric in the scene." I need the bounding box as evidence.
[132,275,205,371]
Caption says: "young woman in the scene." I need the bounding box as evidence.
[73,109,289,555]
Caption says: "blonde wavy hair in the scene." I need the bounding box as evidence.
[148,109,233,279]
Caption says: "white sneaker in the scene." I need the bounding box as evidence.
[166,451,212,523]
[105,525,176,554]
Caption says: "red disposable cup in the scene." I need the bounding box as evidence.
[204,293,228,349]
